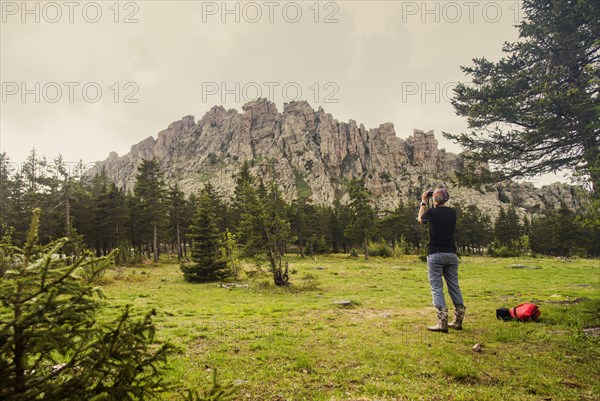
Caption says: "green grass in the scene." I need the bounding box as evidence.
[98,255,600,400]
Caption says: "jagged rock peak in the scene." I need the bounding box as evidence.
[90,99,580,217]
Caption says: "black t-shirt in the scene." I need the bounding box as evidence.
[421,206,457,255]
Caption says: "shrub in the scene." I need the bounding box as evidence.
[488,236,530,257]
[368,239,393,257]
[392,235,411,258]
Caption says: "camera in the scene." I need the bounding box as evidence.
[426,190,434,198]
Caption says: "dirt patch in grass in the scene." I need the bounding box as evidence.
[334,308,403,322]
[583,326,600,337]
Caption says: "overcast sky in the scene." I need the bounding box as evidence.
[1,0,567,185]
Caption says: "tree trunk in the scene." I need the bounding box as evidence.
[176,218,182,261]
[363,238,369,260]
[298,231,304,258]
[582,131,599,196]
[153,222,158,263]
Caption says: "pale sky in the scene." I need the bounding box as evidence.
[0,0,567,185]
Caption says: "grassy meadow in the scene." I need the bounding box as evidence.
[97,255,600,401]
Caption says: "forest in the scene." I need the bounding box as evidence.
[1,150,598,277]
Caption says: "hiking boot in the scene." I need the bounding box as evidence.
[427,307,448,333]
[449,305,466,330]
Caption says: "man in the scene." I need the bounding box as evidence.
[418,188,466,332]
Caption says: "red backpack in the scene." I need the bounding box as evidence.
[510,303,541,321]
[496,303,541,322]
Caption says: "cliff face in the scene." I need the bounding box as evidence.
[90,98,581,218]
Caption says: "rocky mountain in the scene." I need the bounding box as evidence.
[90,98,582,218]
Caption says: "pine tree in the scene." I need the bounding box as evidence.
[77,170,129,258]
[133,159,166,263]
[377,200,413,253]
[167,183,186,261]
[530,214,551,255]
[106,183,130,258]
[331,200,350,253]
[261,181,292,286]
[237,176,292,286]
[455,204,493,254]
[494,206,522,247]
[315,205,335,254]
[202,182,228,232]
[308,204,331,255]
[289,195,319,257]
[0,209,172,400]
[530,204,583,256]
[19,149,65,243]
[505,206,522,245]
[494,208,508,246]
[181,192,199,260]
[231,161,255,233]
[345,178,376,259]
[444,0,600,196]
[181,189,230,282]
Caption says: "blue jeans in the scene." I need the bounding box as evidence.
[427,252,464,309]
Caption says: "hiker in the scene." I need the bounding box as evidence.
[417,188,466,332]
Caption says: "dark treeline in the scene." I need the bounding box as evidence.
[1,151,599,262]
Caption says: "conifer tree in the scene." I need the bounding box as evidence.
[331,200,350,253]
[530,204,588,256]
[133,159,166,263]
[345,178,376,259]
[494,206,522,247]
[231,161,255,232]
[181,192,199,259]
[167,183,186,261]
[445,0,600,196]
[261,181,292,286]
[378,200,414,252]
[0,209,172,400]
[289,195,318,257]
[455,204,493,254]
[315,205,335,254]
[202,182,228,232]
[182,188,230,283]
[236,175,292,286]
